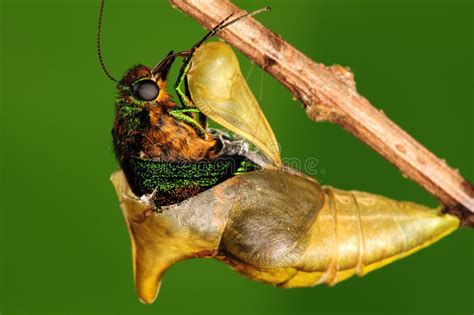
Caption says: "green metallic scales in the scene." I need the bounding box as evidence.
[117,101,143,132]
[236,160,257,175]
[128,156,259,206]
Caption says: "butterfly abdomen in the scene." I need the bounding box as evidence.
[124,156,258,206]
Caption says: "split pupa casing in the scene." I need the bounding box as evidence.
[111,168,458,304]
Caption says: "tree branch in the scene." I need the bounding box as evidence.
[169,0,474,226]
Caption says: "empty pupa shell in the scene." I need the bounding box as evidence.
[110,168,458,304]
[187,42,281,167]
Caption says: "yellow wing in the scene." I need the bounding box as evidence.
[187,41,281,167]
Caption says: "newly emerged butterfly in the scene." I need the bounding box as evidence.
[98,0,459,304]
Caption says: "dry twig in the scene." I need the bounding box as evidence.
[169,0,473,226]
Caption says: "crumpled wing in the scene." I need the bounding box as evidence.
[219,169,325,269]
[187,41,281,167]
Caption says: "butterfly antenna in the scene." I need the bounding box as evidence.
[97,0,117,82]
[193,6,271,51]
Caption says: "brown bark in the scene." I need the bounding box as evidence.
[169,0,473,226]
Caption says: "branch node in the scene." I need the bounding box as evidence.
[329,64,357,91]
[305,103,339,123]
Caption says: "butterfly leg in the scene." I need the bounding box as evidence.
[168,108,208,140]
[174,54,208,127]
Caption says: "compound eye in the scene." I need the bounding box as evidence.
[132,80,159,101]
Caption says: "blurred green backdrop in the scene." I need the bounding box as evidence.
[1,0,472,314]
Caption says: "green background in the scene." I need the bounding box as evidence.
[1,0,472,314]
